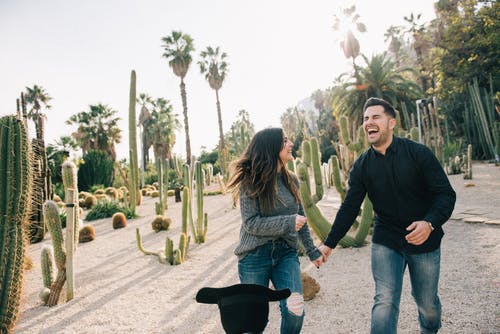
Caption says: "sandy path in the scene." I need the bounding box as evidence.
[15,162,500,333]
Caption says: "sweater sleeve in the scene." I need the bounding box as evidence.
[239,187,296,237]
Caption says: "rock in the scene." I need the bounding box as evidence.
[463,216,486,224]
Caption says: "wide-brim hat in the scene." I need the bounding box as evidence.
[196,283,291,334]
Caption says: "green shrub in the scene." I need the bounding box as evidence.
[84,200,137,221]
[78,150,114,192]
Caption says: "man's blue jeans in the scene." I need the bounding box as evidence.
[238,239,304,334]
[371,243,442,334]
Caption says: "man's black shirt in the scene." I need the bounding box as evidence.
[324,136,456,254]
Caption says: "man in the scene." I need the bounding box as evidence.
[319,97,456,334]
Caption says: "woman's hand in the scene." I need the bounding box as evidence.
[312,256,323,268]
[295,215,307,231]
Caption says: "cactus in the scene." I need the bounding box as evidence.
[463,144,473,179]
[409,127,419,142]
[297,162,371,248]
[301,140,312,167]
[129,70,139,212]
[330,155,346,202]
[194,161,208,243]
[155,158,165,215]
[43,200,67,306]
[151,215,171,232]
[39,246,54,304]
[310,137,324,202]
[0,115,31,332]
[62,161,79,250]
[78,225,95,243]
[112,212,127,229]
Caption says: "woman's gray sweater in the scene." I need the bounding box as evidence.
[234,174,321,261]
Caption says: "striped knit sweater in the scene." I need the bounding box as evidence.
[234,173,321,261]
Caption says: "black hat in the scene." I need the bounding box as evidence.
[196,283,291,334]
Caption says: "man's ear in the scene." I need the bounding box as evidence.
[389,117,397,130]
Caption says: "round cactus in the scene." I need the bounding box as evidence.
[151,215,171,232]
[83,195,97,209]
[112,212,127,229]
[78,225,96,243]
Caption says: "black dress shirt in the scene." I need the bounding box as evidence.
[324,136,456,254]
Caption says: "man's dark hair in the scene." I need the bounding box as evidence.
[363,97,396,118]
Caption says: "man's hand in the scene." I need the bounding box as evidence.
[318,244,333,263]
[312,256,323,268]
[405,220,433,245]
[295,215,307,231]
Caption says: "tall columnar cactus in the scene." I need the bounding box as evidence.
[194,161,208,243]
[330,155,346,202]
[297,162,372,248]
[409,127,419,142]
[155,158,165,215]
[128,70,139,212]
[43,201,67,306]
[463,144,473,180]
[39,246,54,303]
[0,115,31,333]
[310,137,324,202]
[301,140,312,167]
[62,161,79,250]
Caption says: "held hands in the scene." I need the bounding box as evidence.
[318,244,332,263]
[311,244,332,268]
[405,220,433,245]
[295,215,307,231]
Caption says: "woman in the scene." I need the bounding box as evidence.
[226,127,323,334]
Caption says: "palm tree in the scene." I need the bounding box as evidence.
[332,5,367,84]
[161,31,195,165]
[403,13,431,92]
[137,93,154,171]
[25,85,52,140]
[150,97,181,162]
[198,46,229,168]
[66,104,121,160]
[332,52,422,127]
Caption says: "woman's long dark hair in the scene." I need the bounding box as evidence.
[226,127,299,213]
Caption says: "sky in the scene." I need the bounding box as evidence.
[0,0,437,161]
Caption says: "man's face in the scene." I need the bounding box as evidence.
[363,105,396,147]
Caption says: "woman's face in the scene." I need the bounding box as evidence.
[279,135,294,164]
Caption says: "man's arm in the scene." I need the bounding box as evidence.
[419,146,457,228]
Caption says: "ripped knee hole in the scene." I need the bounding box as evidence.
[287,292,304,316]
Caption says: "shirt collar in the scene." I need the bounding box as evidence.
[370,135,398,157]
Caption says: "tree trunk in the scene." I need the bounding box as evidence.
[180,78,192,165]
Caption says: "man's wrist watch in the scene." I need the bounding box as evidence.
[427,221,434,232]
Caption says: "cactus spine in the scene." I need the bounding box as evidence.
[0,115,31,333]
[129,70,139,212]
